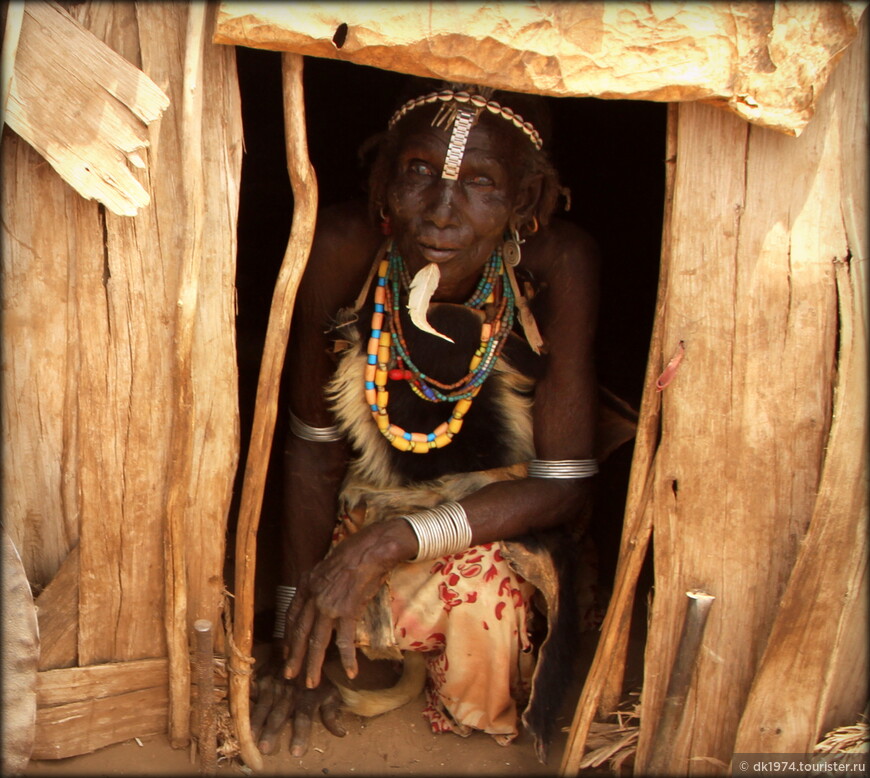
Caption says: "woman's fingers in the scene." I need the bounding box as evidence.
[334,618,359,680]
[284,597,317,679]
[304,615,335,688]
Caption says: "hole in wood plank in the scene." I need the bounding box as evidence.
[332,23,348,49]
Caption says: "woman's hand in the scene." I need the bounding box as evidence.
[283,518,418,688]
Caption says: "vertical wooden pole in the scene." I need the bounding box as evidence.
[646,591,715,774]
[165,0,207,749]
[229,52,318,771]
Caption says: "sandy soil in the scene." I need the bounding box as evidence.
[23,646,593,778]
[24,691,571,778]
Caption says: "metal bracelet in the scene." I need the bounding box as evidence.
[272,585,297,639]
[402,501,473,562]
[527,458,599,479]
[289,410,343,443]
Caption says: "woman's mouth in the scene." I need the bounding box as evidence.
[418,242,460,262]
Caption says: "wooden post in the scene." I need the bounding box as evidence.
[165,0,207,749]
[229,52,318,771]
[646,591,716,774]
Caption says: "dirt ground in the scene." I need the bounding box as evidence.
[24,687,572,778]
[23,646,598,778]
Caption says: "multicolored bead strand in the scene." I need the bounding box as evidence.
[365,247,517,453]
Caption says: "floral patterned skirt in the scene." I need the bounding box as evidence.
[388,542,537,742]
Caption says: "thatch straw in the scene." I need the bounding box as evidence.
[814,714,869,754]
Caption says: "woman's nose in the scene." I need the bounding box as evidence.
[425,180,460,228]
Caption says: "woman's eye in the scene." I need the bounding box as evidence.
[408,160,435,177]
[465,174,495,187]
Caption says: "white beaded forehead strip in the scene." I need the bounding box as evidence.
[387,89,544,180]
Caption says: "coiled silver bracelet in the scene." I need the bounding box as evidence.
[527,458,599,479]
[402,501,473,562]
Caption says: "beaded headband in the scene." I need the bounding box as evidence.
[387,89,544,181]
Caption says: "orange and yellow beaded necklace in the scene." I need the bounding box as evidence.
[364,243,516,453]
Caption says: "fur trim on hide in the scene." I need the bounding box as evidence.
[326,306,536,491]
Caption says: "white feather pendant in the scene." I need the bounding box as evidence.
[407,263,455,343]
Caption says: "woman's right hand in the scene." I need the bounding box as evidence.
[282,518,417,688]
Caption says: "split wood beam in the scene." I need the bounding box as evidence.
[164,0,207,749]
[3,1,168,215]
[229,52,319,771]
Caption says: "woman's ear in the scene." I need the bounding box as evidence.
[511,172,544,233]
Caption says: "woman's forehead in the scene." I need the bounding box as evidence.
[399,120,513,165]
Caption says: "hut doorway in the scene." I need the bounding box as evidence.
[231,45,666,700]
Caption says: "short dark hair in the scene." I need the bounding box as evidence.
[362,81,564,233]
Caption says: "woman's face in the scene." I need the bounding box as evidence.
[385,114,523,299]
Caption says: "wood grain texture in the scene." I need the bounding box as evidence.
[214,1,865,135]
[229,52,319,772]
[35,545,79,670]
[5,1,168,215]
[632,18,865,774]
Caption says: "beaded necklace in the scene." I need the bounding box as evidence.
[364,245,516,453]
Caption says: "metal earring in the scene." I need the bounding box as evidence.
[379,206,392,236]
[502,226,524,267]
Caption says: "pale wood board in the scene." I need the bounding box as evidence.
[1,530,40,773]
[32,687,168,760]
[3,0,241,692]
[35,545,80,670]
[32,657,227,759]
[36,658,169,707]
[733,17,868,754]
[5,1,168,216]
[59,2,242,668]
[1,129,86,588]
[214,1,866,136]
[631,22,862,773]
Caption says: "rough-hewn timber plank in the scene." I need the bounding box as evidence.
[733,17,868,754]
[633,21,859,774]
[36,658,169,708]
[5,1,168,216]
[214,1,865,136]
[68,2,241,667]
[32,686,168,760]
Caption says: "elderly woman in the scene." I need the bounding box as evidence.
[256,81,600,761]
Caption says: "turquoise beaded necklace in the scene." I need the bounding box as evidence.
[364,245,516,453]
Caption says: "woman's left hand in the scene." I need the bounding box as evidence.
[283,518,417,687]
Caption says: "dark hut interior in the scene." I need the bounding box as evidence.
[230,47,666,690]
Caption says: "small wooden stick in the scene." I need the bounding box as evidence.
[194,620,217,775]
[646,590,716,775]
[229,52,319,772]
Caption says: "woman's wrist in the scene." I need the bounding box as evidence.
[372,516,420,565]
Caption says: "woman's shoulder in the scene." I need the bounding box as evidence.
[523,217,600,283]
[314,200,380,254]
[297,200,383,319]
